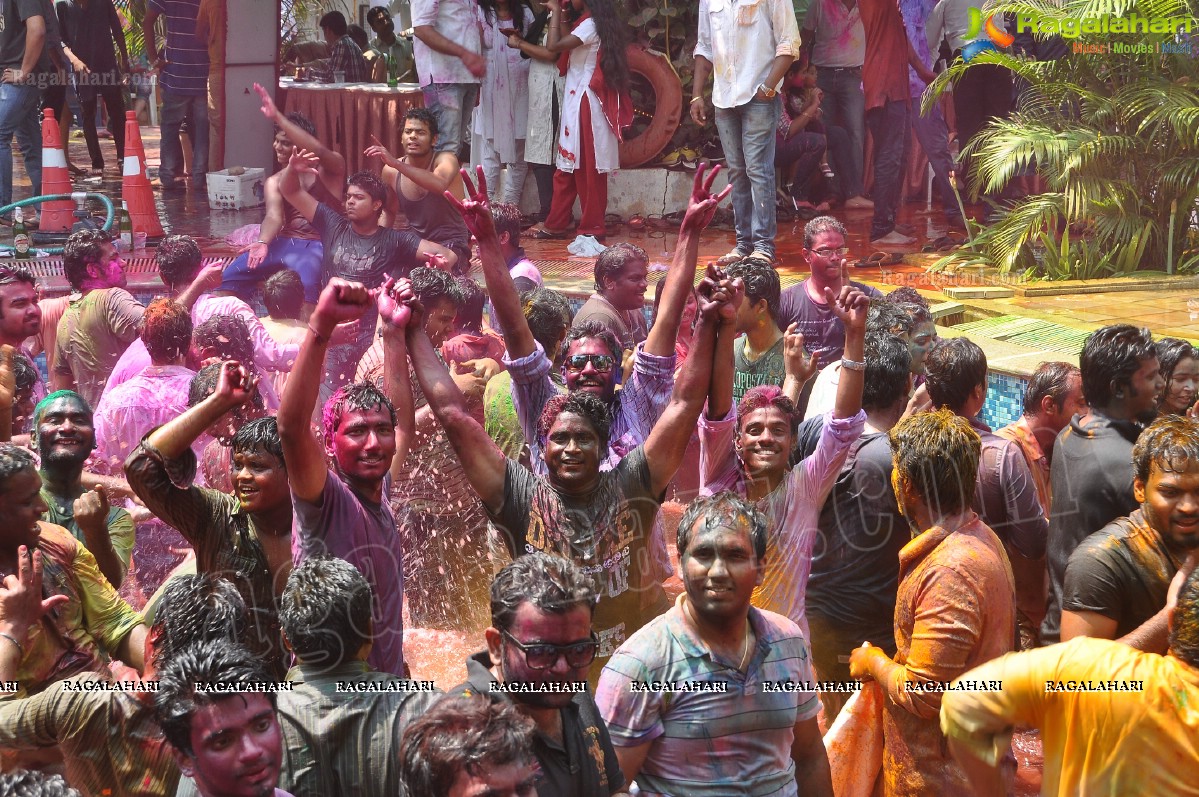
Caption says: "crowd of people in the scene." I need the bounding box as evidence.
[0,2,1195,797]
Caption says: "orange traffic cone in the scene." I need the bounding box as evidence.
[122,110,164,239]
[39,108,73,232]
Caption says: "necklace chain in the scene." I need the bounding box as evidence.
[683,599,753,672]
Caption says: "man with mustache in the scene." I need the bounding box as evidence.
[1061,416,1199,650]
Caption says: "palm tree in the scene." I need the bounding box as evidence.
[925,0,1199,279]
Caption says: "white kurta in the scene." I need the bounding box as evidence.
[472,11,532,162]
[526,27,566,166]
[555,18,620,174]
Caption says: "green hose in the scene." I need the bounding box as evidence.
[0,193,117,256]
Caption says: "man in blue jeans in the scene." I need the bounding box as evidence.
[143,0,208,192]
[693,0,800,265]
[412,0,483,158]
[0,0,45,213]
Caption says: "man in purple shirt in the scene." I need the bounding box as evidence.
[278,277,416,677]
[924,337,1049,648]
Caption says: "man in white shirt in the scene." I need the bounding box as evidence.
[411,0,484,157]
[692,0,801,265]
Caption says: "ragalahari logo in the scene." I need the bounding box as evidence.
[963,7,1016,61]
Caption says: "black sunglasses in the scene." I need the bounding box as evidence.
[563,354,615,373]
[501,630,600,670]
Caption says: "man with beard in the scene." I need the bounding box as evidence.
[1044,324,1164,643]
[596,493,833,796]
[452,552,628,797]
[125,361,294,678]
[1061,416,1199,649]
[0,267,45,408]
[34,390,133,588]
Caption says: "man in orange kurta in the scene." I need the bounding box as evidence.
[850,408,1016,795]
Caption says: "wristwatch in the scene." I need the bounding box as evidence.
[757,82,778,99]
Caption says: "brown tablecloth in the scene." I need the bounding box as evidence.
[276,79,424,175]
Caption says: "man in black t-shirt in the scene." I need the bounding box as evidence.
[1060,416,1199,649]
[279,148,456,398]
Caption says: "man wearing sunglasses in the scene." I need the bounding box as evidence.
[453,553,629,797]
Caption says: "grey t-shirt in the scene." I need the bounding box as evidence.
[733,334,786,404]
[776,279,883,369]
[0,0,45,70]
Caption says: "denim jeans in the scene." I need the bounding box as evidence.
[218,237,324,304]
[866,99,910,240]
[0,83,42,208]
[714,96,779,259]
[911,100,962,221]
[160,90,209,185]
[816,66,865,198]
[422,82,480,157]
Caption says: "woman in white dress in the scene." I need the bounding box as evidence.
[473,0,532,205]
[526,0,631,240]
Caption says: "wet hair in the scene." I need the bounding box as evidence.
[140,299,192,363]
[1080,324,1157,410]
[322,381,397,450]
[187,362,266,414]
[863,332,912,411]
[889,408,981,514]
[346,170,388,208]
[803,215,847,250]
[319,10,348,36]
[562,320,622,364]
[31,390,91,453]
[277,112,317,139]
[0,771,81,797]
[12,354,37,405]
[1157,338,1199,398]
[193,313,254,366]
[677,491,768,563]
[1168,566,1199,668]
[866,302,914,336]
[400,697,536,797]
[346,23,369,51]
[280,556,373,670]
[0,265,36,319]
[403,107,439,138]
[1023,361,1082,416]
[522,288,572,359]
[726,257,780,321]
[593,243,647,294]
[411,266,461,312]
[262,269,305,319]
[491,552,595,633]
[925,338,988,414]
[154,640,276,756]
[0,444,36,487]
[536,391,611,449]
[453,276,486,333]
[492,202,522,246]
[884,286,931,311]
[737,384,801,438]
[151,573,248,669]
[62,229,111,290]
[155,235,203,290]
[1132,415,1199,485]
[231,416,284,467]
[585,0,632,92]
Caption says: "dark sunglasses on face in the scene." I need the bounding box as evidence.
[501,630,600,669]
[563,354,615,373]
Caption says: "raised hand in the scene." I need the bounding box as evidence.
[697,265,743,323]
[254,82,279,122]
[364,135,402,170]
[288,147,320,175]
[0,345,15,410]
[681,163,733,233]
[213,360,259,408]
[242,241,268,270]
[444,166,498,242]
[783,324,818,385]
[374,276,415,330]
[0,547,69,639]
[192,261,226,293]
[72,486,111,540]
[314,278,373,328]
[825,286,870,334]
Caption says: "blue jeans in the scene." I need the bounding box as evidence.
[816,66,865,198]
[0,83,42,208]
[866,99,909,240]
[911,100,961,220]
[160,90,208,185]
[422,82,479,157]
[714,96,779,258]
[218,237,324,304]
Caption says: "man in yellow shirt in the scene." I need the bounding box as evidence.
[941,561,1199,797]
